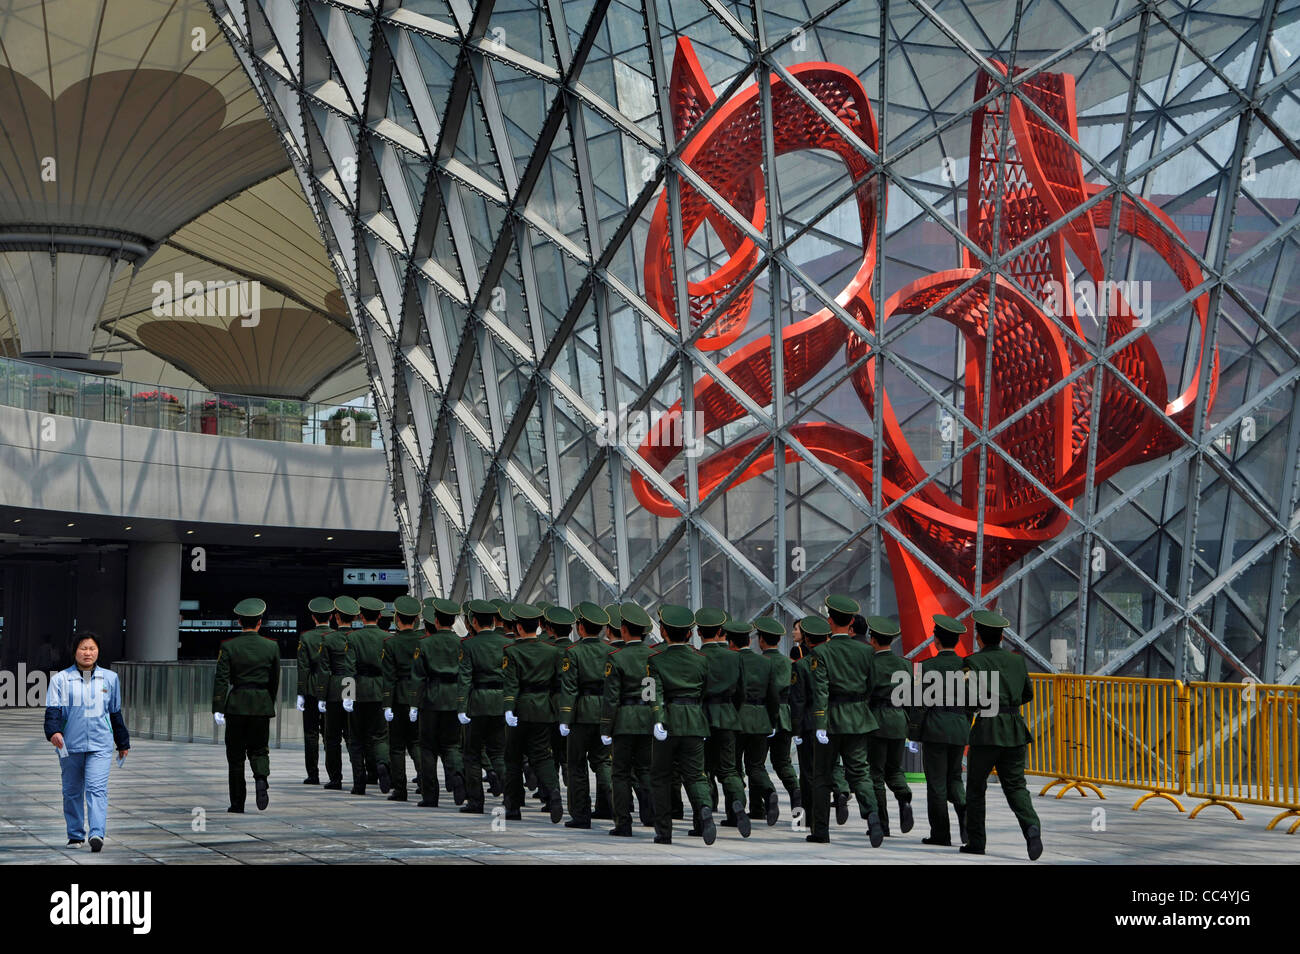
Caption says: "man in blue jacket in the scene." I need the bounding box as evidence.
[44,632,129,852]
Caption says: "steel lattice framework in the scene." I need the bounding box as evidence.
[214,0,1300,682]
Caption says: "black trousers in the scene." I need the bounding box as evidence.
[225,715,270,809]
[565,723,611,823]
[417,709,464,802]
[505,722,560,812]
[388,705,419,795]
[463,715,505,808]
[650,736,710,841]
[611,734,653,829]
[301,695,321,779]
[323,701,349,784]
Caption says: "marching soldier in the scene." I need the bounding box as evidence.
[345,596,392,795]
[558,602,614,828]
[788,617,827,820]
[918,614,969,846]
[212,598,279,813]
[380,595,424,802]
[413,599,466,807]
[604,605,624,649]
[319,596,358,790]
[961,610,1043,860]
[501,602,565,823]
[295,597,334,785]
[734,618,782,826]
[600,602,656,836]
[697,608,749,837]
[865,616,913,836]
[756,617,801,812]
[647,605,715,845]
[810,595,884,846]
[457,599,511,813]
[543,605,576,789]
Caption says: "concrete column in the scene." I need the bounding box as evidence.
[124,542,181,660]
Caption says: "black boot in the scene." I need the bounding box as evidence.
[867,811,884,848]
[254,777,269,811]
[922,835,952,846]
[789,785,802,811]
[765,791,780,826]
[609,823,633,837]
[834,792,849,825]
[417,791,440,807]
[1025,824,1043,861]
[486,769,502,796]
[898,794,914,834]
[548,789,564,824]
[592,791,613,820]
[323,779,342,790]
[635,788,654,827]
[303,776,319,785]
[699,806,717,846]
[377,762,391,795]
[451,772,467,806]
[387,791,408,802]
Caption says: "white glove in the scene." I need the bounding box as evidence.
[559,723,570,737]
[296,695,305,712]
[767,729,776,738]
[384,707,394,722]
[213,712,225,726]
[505,711,518,727]
[342,698,355,713]
[409,708,419,723]
[457,712,470,725]
[793,735,803,746]
[317,700,326,713]
[600,735,613,746]
[653,723,668,741]
[815,729,829,744]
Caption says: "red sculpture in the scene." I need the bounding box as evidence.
[634,40,1216,656]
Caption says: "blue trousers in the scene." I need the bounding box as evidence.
[60,750,112,841]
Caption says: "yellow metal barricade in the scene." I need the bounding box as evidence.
[1041,674,1186,811]
[1185,681,1300,831]
[1022,674,1080,795]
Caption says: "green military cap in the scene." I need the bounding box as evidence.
[496,602,516,623]
[694,607,727,628]
[422,596,437,608]
[537,600,554,611]
[620,602,653,629]
[722,619,752,636]
[972,609,1010,629]
[798,615,831,636]
[432,597,461,616]
[393,595,421,617]
[334,595,360,616]
[574,601,610,627]
[308,596,334,615]
[466,598,497,616]
[658,604,695,628]
[421,605,440,626]
[826,594,860,616]
[357,595,385,613]
[544,605,576,626]
[753,616,785,637]
[234,597,266,617]
[867,615,901,638]
[604,604,623,629]
[513,602,543,621]
[933,614,965,635]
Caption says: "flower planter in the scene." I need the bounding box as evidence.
[81,392,125,423]
[251,413,305,442]
[34,385,76,416]
[195,407,247,436]
[131,399,185,430]
[324,418,376,447]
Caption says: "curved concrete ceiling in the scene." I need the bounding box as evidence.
[0,0,365,402]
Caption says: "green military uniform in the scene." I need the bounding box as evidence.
[457,599,511,812]
[865,616,914,835]
[917,615,970,845]
[810,600,884,846]
[381,595,424,801]
[344,596,392,794]
[413,600,466,806]
[734,620,783,826]
[295,597,333,784]
[787,634,818,819]
[698,609,749,836]
[558,602,614,828]
[502,602,565,822]
[543,605,575,788]
[647,605,715,845]
[319,597,356,788]
[600,602,656,835]
[962,611,1042,859]
[213,598,280,812]
[757,617,801,811]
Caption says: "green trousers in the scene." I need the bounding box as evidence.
[505,721,560,813]
[301,695,321,779]
[346,703,390,789]
[611,734,653,830]
[650,735,710,841]
[565,723,611,823]
[322,701,349,784]
[387,705,419,796]
[741,733,776,810]
[417,709,464,803]
[224,715,270,809]
[812,733,878,839]
[769,730,799,801]
[866,734,911,816]
[965,744,1040,851]
[463,715,505,809]
[922,741,966,841]
[704,728,745,811]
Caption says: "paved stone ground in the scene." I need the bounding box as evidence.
[1,710,1293,864]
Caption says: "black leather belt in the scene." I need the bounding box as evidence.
[356,665,382,677]
[830,692,867,704]
[579,688,603,697]
[429,673,458,683]
[745,694,765,704]
[620,696,649,705]
[666,694,700,705]
[233,682,266,691]
[477,681,503,690]
[519,683,551,694]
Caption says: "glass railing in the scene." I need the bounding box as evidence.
[116,661,302,748]
[0,354,381,449]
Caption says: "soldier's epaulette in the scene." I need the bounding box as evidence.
[609,645,625,655]
[692,648,706,655]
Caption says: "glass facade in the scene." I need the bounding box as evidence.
[215,0,1300,682]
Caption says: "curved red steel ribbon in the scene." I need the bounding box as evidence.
[633,43,1217,657]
